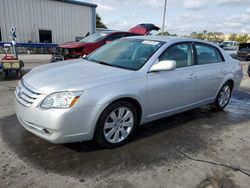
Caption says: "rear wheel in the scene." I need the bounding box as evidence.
[212,82,232,110]
[95,101,138,148]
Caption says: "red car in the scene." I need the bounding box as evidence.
[51,23,160,62]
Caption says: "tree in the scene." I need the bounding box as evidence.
[157,31,177,36]
[158,31,170,35]
[191,32,197,38]
[190,31,225,41]
[96,13,107,29]
[236,34,249,43]
[228,33,237,41]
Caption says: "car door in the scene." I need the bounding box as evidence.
[147,42,197,119]
[193,43,227,102]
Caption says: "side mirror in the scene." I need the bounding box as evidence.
[149,60,176,72]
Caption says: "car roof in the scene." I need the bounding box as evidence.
[125,35,221,47]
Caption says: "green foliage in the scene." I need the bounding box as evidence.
[190,31,250,43]
[235,34,249,43]
[96,13,107,29]
[157,31,177,36]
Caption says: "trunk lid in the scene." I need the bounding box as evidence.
[129,23,160,35]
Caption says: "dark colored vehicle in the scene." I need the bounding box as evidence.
[51,23,160,62]
[236,43,250,61]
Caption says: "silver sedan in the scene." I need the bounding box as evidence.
[15,36,243,148]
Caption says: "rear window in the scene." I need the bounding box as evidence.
[195,43,224,65]
[239,43,250,51]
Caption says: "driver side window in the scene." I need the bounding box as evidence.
[159,43,193,68]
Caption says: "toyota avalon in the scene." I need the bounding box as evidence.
[15,36,243,148]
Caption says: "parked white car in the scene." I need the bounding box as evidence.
[219,41,238,51]
[15,36,243,148]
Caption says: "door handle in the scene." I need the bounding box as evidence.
[189,74,197,79]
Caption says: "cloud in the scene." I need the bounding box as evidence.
[104,20,131,31]
[219,8,250,33]
[117,0,165,8]
[224,9,250,25]
[240,29,248,33]
[143,0,165,8]
[96,3,115,13]
[182,0,249,10]
[218,0,249,5]
[183,0,208,10]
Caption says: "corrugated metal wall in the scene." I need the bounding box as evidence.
[0,0,95,43]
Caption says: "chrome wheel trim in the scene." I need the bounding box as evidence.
[103,107,134,144]
[218,84,231,107]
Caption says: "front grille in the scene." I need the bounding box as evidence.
[15,79,42,107]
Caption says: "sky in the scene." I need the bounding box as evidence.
[83,0,250,36]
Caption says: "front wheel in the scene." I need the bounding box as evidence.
[95,101,138,148]
[212,82,232,110]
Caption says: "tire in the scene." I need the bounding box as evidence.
[212,82,232,111]
[2,70,8,80]
[95,101,138,148]
[17,70,22,79]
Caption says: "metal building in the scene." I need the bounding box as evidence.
[0,0,97,44]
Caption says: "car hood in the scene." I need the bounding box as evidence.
[58,42,91,49]
[23,59,137,94]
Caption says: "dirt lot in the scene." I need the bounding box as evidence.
[0,55,250,188]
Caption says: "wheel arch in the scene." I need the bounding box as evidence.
[226,79,234,89]
[108,97,143,124]
[92,96,143,145]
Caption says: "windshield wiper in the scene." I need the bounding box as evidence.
[92,60,114,67]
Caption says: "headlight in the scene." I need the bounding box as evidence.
[40,91,83,109]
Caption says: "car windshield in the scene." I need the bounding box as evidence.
[79,32,108,43]
[222,42,234,46]
[86,39,164,71]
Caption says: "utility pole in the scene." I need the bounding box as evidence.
[161,0,167,35]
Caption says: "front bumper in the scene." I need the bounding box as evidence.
[15,88,98,144]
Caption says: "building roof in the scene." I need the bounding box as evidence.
[56,0,97,8]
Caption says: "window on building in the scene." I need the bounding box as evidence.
[39,30,52,43]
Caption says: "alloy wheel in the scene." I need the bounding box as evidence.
[103,107,134,144]
[218,84,231,107]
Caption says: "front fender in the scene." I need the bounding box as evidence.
[74,77,148,138]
